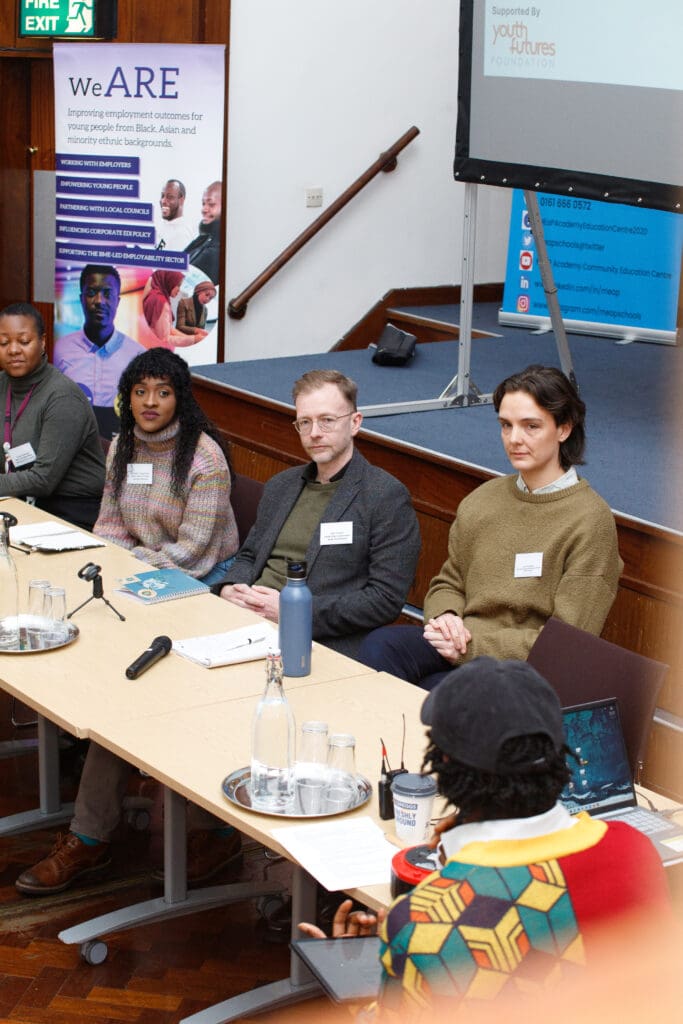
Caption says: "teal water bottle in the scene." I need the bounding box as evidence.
[279,558,312,677]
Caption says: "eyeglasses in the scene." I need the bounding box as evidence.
[292,412,355,435]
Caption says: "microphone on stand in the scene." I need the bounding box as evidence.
[125,635,172,680]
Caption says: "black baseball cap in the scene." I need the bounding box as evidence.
[420,656,564,774]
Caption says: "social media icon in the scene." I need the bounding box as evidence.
[517,295,530,313]
[520,277,529,290]
[521,210,531,230]
[523,233,533,246]
[519,250,534,271]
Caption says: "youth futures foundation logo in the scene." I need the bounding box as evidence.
[489,7,557,71]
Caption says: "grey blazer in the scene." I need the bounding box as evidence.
[215,449,420,658]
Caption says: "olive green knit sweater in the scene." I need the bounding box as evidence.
[424,474,622,662]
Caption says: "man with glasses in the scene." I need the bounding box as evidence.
[214,369,420,658]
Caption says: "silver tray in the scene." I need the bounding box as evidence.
[222,766,372,818]
[0,615,79,654]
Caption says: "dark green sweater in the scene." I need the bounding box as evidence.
[0,356,105,500]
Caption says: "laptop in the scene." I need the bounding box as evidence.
[561,698,683,866]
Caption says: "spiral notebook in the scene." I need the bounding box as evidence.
[115,568,209,604]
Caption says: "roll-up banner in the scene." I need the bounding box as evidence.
[52,43,225,436]
[501,190,683,345]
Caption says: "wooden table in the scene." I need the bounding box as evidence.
[0,498,368,836]
[0,499,401,1022]
[71,672,431,1024]
[5,499,681,1023]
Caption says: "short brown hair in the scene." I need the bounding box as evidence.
[493,364,586,469]
[292,370,358,410]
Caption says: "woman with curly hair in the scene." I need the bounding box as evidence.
[14,349,245,899]
[94,346,237,583]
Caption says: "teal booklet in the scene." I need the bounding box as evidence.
[115,568,209,604]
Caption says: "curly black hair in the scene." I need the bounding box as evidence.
[111,347,231,498]
[423,732,573,822]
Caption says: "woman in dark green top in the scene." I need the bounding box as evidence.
[0,302,105,530]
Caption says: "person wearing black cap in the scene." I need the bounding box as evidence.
[301,658,672,1015]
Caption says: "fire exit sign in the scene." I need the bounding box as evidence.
[19,0,116,38]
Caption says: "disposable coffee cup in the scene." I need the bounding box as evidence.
[391,773,437,843]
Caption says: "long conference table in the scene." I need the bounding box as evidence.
[3,499,681,1023]
[0,498,429,1023]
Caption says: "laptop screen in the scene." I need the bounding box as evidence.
[561,698,635,816]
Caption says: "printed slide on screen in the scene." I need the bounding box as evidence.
[484,2,681,91]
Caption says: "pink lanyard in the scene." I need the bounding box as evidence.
[4,386,34,449]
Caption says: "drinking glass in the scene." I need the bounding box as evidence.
[299,721,329,765]
[43,586,67,643]
[27,579,51,649]
[324,733,358,812]
[327,733,356,775]
[28,579,51,616]
[295,721,329,815]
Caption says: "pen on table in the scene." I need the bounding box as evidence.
[224,635,268,652]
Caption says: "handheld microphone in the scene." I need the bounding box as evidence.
[125,635,172,680]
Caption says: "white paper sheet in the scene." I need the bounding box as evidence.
[173,622,279,667]
[9,521,105,551]
[270,817,396,891]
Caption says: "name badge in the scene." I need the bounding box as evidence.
[320,521,353,545]
[514,551,543,578]
[7,442,36,468]
[127,463,153,485]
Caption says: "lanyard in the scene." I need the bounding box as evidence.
[3,386,35,448]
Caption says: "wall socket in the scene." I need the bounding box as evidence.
[305,188,323,208]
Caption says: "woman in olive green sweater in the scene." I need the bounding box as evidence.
[358,364,622,687]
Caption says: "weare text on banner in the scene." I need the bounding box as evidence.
[52,43,225,438]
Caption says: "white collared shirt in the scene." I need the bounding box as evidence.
[516,466,578,495]
[438,801,578,861]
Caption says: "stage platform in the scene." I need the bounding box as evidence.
[196,306,683,533]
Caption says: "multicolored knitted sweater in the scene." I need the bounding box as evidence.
[94,421,238,578]
[378,814,672,1020]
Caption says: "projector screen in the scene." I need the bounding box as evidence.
[454,1,683,212]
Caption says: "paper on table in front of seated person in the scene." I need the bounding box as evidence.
[270,817,396,891]
[172,622,279,668]
[9,521,105,551]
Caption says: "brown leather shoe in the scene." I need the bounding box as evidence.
[15,832,111,896]
[153,829,243,886]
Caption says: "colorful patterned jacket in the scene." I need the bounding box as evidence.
[378,814,671,1019]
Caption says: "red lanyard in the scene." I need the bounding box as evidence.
[4,386,34,449]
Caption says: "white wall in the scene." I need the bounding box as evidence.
[224,0,511,362]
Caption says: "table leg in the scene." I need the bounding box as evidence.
[58,786,284,949]
[0,714,74,836]
[178,865,321,1024]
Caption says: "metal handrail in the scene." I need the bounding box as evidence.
[228,125,420,319]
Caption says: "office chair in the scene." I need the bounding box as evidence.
[230,472,264,546]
